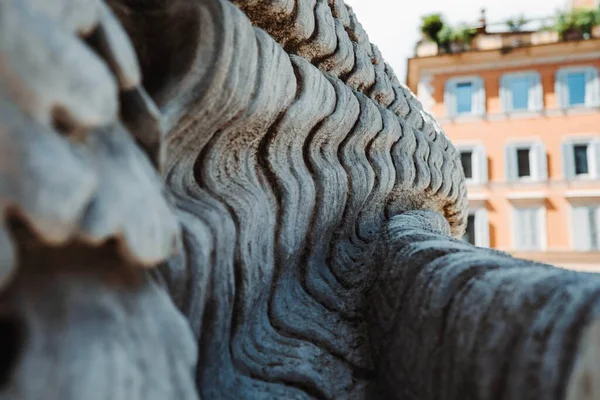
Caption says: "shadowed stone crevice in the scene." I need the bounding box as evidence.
[0,313,24,390]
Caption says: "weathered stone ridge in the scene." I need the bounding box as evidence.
[370,211,600,400]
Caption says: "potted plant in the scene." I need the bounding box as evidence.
[573,8,598,38]
[555,8,598,40]
[506,15,527,32]
[420,14,445,44]
[594,7,600,38]
[420,13,478,55]
[555,11,578,40]
[437,25,456,53]
[455,25,478,47]
[440,25,477,53]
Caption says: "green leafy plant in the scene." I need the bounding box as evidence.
[506,15,527,32]
[437,24,455,51]
[420,13,445,44]
[554,12,571,39]
[574,8,599,37]
[419,13,479,54]
[555,8,599,40]
[435,24,477,53]
[455,25,478,45]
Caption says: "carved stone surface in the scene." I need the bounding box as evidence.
[370,211,600,400]
[0,0,599,399]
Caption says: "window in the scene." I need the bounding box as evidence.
[574,144,589,176]
[500,72,543,112]
[462,209,490,247]
[445,76,485,117]
[556,66,600,108]
[460,151,473,179]
[510,78,530,110]
[456,82,473,114]
[567,72,587,106]
[517,148,531,178]
[456,143,488,184]
[572,205,600,251]
[513,206,546,250]
[505,141,547,182]
[562,137,600,180]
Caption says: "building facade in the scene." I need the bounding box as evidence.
[407,14,600,270]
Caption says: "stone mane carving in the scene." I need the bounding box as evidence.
[0,0,598,399]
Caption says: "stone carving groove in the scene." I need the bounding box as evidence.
[230,0,467,235]
[119,0,468,396]
[1,0,599,399]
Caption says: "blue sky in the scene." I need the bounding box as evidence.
[344,0,569,81]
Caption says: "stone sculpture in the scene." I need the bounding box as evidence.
[0,0,599,398]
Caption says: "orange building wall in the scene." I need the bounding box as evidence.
[424,59,600,252]
[443,113,600,251]
[408,28,600,269]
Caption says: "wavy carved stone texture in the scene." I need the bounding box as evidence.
[0,0,599,399]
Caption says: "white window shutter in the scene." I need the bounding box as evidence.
[534,142,548,181]
[475,209,490,247]
[561,141,574,180]
[528,208,541,250]
[505,144,516,182]
[590,138,600,179]
[445,81,457,117]
[476,144,488,184]
[513,209,524,249]
[529,73,543,111]
[522,208,537,250]
[572,206,592,250]
[585,67,600,107]
[538,206,547,250]
[500,75,512,112]
[556,70,568,108]
[594,207,600,250]
[524,209,533,249]
[474,77,486,116]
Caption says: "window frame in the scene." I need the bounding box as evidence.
[505,140,548,183]
[455,143,488,185]
[499,71,543,113]
[555,66,600,109]
[445,76,486,118]
[562,136,600,181]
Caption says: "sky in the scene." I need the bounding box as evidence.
[344,0,569,82]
